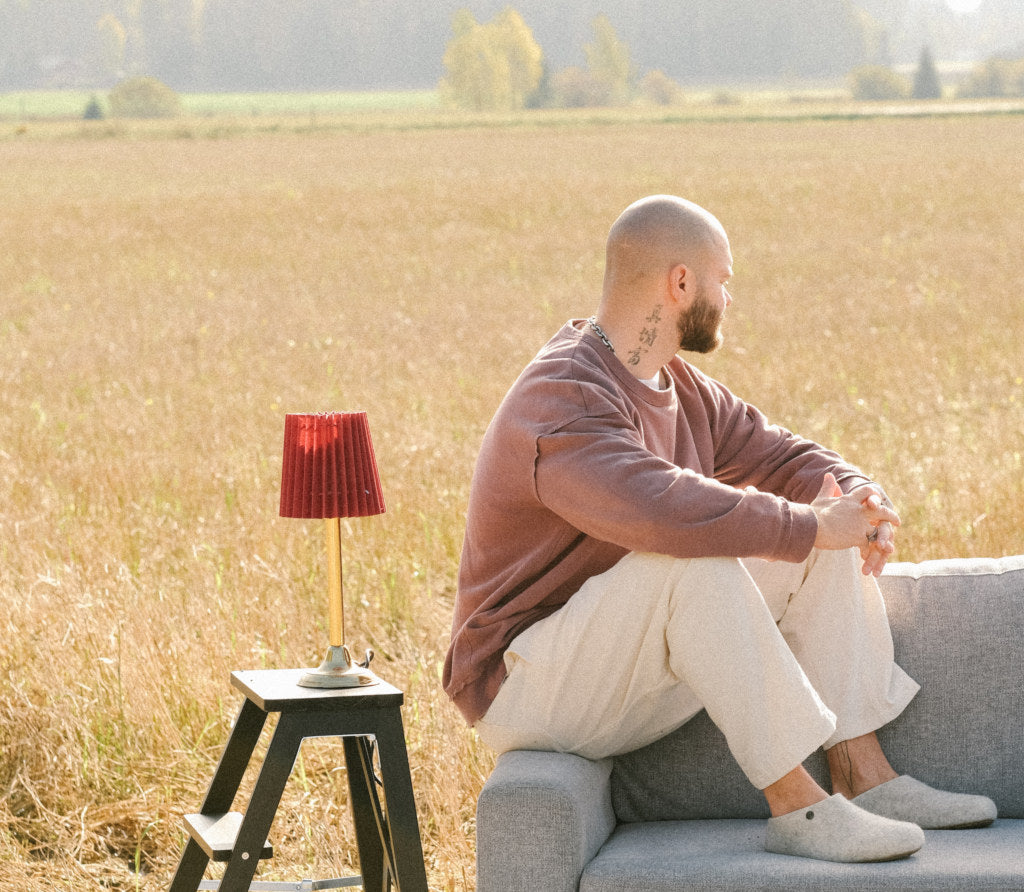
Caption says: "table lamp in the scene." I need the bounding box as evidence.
[279,411,386,688]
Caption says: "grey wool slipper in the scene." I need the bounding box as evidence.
[765,794,924,863]
[852,775,997,829]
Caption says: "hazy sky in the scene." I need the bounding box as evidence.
[945,0,984,11]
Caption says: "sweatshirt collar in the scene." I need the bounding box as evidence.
[568,319,676,407]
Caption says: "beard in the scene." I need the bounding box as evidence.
[677,286,725,354]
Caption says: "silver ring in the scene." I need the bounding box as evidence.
[866,529,879,543]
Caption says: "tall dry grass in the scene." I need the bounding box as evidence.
[0,113,1022,889]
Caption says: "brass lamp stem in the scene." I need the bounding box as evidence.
[298,514,376,688]
[325,517,344,647]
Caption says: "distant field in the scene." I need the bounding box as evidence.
[0,88,440,120]
[4,87,1023,131]
[184,89,441,117]
[0,113,1022,890]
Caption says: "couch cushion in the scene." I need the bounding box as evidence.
[611,556,1024,822]
[611,708,786,821]
[580,819,1024,892]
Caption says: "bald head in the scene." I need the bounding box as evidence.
[604,195,727,295]
[592,196,733,376]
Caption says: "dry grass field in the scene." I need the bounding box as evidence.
[1,111,1022,890]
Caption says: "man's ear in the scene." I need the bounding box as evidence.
[669,263,689,304]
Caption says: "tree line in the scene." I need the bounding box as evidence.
[441,10,642,111]
[443,13,1024,112]
[1,0,1020,93]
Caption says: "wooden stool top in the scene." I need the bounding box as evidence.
[230,669,404,713]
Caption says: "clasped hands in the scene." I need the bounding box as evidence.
[812,473,900,577]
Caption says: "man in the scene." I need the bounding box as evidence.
[443,195,995,862]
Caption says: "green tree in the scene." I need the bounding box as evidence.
[957,57,1024,98]
[440,7,543,111]
[583,14,632,106]
[639,70,684,106]
[108,75,183,118]
[550,66,612,108]
[912,46,942,100]
[82,94,105,120]
[849,65,910,101]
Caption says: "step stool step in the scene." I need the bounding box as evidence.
[184,812,274,862]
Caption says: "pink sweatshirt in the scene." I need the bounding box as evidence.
[443,320,876,725]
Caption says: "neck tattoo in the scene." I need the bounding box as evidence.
[586,316,615,353]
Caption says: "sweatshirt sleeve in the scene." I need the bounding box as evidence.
[535,414,818,563]
[699,374,875,503]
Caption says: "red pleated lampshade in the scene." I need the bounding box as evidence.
[279,412,386,519]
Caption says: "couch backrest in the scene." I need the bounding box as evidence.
[611,556,1024,822]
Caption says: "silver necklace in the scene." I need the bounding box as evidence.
[586,316,615,353]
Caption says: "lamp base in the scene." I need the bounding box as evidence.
[298,644,379,688]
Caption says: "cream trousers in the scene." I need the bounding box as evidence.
[475,549,920,790]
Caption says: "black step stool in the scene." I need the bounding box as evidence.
[169,669,428,892]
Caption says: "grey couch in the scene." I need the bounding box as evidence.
[476,556,1024,891]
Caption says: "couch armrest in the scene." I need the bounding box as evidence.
[879,556,1024,816]
[476,750,616,892]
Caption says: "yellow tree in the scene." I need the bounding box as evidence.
[441,7,544,111]
[584,14,632,106]
[491,8,544,109]
[441,12,511,111]
[95,13,127,81]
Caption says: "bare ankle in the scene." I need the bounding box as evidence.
[827,734,899,798]
[763,765,829,818]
